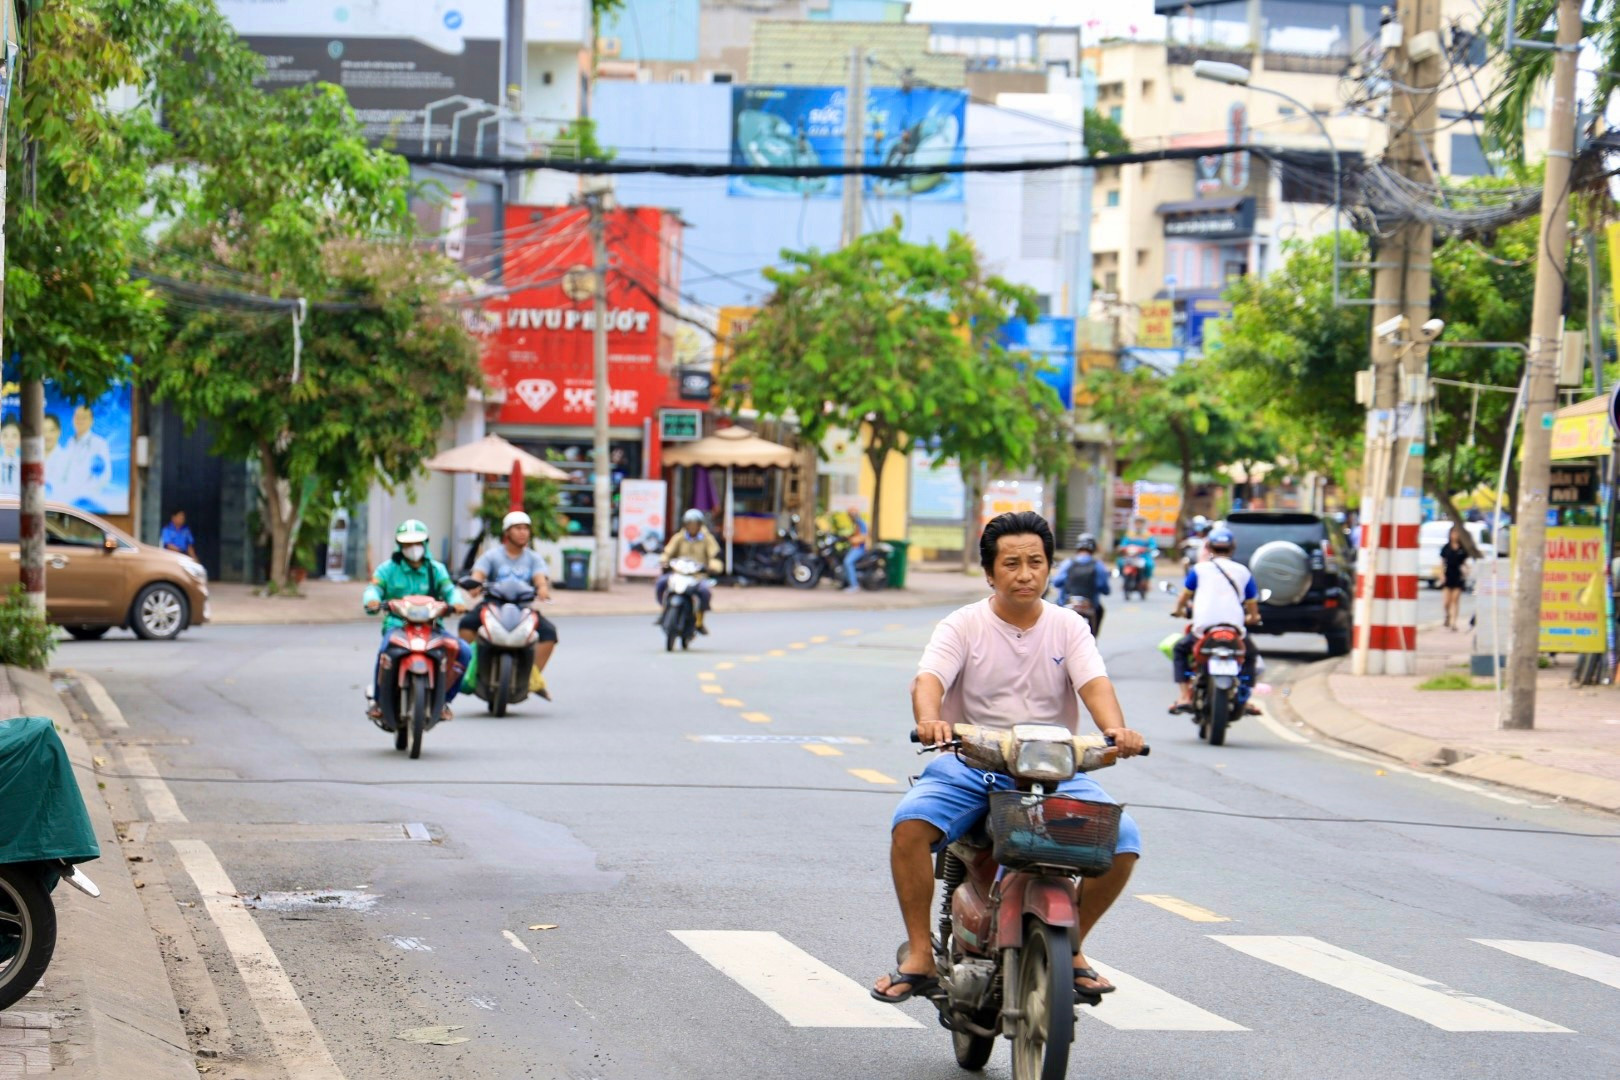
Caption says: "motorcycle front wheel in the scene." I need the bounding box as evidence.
[408,674,428,759]
[493,654,513,717]
[952,1020,996,1071]
[1011,922,1073,1080]
[787,554,821,589]
[0,864,55,1012]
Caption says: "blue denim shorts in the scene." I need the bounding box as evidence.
[892,752,1142,856]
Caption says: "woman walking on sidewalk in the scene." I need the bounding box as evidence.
[1440,526,1470,631]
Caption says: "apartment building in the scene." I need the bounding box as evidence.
[1088,0,1548,353]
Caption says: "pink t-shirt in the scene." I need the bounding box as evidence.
[918,598,1109,735]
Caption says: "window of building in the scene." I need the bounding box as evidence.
[1046,60,1072,77]
[1278,149,1363,203]
[1140,79,1154,98]
[1108,105,1123,124]
[1527,106,1546,129]
[1021,174,1062,258]
[1263,1,1352,56]
[1171,0,1249,49]
[670,70,690,83]
[1105,189,1120,207]
[706,70,735,84]
[1136,248,1150,267]
[1449,133,1493,177]
[1103,270,1119,294]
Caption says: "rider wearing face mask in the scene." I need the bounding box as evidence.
[363,520,471,723]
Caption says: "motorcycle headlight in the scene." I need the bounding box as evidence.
[1010,735,1076,782]
[179,557,208,583]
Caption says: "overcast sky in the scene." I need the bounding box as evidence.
[907,0,1166,37]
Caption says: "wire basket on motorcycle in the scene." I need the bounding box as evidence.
[986,791,1121,877]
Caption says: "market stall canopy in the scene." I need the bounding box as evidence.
[423,435,569,480]
[662,426,797,469]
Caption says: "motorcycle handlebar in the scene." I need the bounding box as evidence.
[908,729,1150,756]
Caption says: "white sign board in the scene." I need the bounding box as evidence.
[617,478,667,578]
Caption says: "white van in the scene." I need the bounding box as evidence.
[1417,520,1496,588]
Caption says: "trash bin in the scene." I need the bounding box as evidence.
[885,539,911,589]
[561,549,591,591]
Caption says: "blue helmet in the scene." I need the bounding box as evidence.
[1207,528,1235,552]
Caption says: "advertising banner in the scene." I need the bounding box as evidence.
[980,478,1048,533]
[730,85,966,200]
[0,371,132,515]
[1137,301,1175,349]
[219,1,504,143]
[909,449,965,522]
[1538,526,1606,654]
[1132,481,1181,546]
[617,479,668,578]
[997,316,1076,410]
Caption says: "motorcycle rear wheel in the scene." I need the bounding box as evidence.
[409,675,427,759]
[1208,690,1230,747]
[493,654,512,718]
[1011,922,1073,1080]
[0,864,55,1012]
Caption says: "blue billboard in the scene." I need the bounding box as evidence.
[1,367,134,515]
[998,316,1076,410]
[730,85,966,200]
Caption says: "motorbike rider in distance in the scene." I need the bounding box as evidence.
[657,510,721,633]
[1052,533,1111,631]
[460,511,558,701]
[1169,527,1262,716]
[1117,514,1160,579]
[872,511,1144,1006]
[364,520,471,723]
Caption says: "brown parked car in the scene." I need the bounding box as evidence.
[0,499,209,640]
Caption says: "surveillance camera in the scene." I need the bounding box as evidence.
[1374,314,1408,340]
[1417,318,1446,341]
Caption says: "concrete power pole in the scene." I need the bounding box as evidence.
[588,189,614,591]
[1351,0,1441,676]
[1505,0,1582,729]
[840,46,866,248]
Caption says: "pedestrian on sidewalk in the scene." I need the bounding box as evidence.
[160,509,198,560]
[1440,525,1470,631]
[843,510,869,591]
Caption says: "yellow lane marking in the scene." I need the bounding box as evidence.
[1135,895,1231,923]
[715,662,736,670]
[742,655,762,662]
[884,623,904,631]
[789,642,808,650]
[803,744,844,757]
[741,712,772,724]
[809,635,829,644]
[701,685,724,695]
[698,672,717,682]
[841,629,861,637]
[766,649,787,657]
[718,698,745,707]
[848,768,898,785]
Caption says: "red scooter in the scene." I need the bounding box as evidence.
[1117,544,1149,599]
[913,724,1147,1080]
[371,595,461,759]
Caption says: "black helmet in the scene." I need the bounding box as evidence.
[1076,533,1097,553]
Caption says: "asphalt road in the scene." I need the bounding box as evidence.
[56,586,1620,1080]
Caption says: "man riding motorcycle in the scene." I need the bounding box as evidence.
[871,511,1144,1005]
[459,511,557,701]
[1052,533,1111,631]
[1116,514,1160,580]
[1169,527,1262,716]
[656,510,722,633]
[364,520,471,723]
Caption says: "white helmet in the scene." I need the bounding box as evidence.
[683,509,705,526]
[502,511,532,533]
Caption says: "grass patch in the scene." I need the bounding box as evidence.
[1417,672,1489,691]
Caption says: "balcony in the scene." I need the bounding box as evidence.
[1167,44,1254,69]
[1262,51,1347,76]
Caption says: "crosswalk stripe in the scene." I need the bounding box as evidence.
[1080,960,1247,1031]
[1212,936,1571,1032]
[671,931,922,1028]
[1473,940,1620,992]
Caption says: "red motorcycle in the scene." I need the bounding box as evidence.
[1117,544,1149,599]
[1184,622,1247,747]
[914,724,1147,1080]
[371,595,461,759]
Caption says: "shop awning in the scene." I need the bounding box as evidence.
[1155,196,1246,216]
[662,426,797,469]
[1550,396,1614,460]
[423,434,570,480]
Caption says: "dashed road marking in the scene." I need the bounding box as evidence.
[697,672,717,682]
[1079,959,1247,1031]
[1212,936,1571,1032]
[671,931,922,1029]
[803,744,844,757]
[1136,895,1231,923]
[701,685,724,695]
[847,768,898,785]
[1473,940,1620,992]
[743,655,762,662]
[767,649,787,657]
[841,629,862,637]
[718,698,745,707]
[809,635,829,644]
[884,623,904,631]
[715,662,736,670]
[741,712,772,724]
[789,642,808,650]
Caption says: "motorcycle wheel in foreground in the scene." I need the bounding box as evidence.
[460,577,539,717]
[1,716,101,1012]
[911,724,1148,1080]
[371,595,459,758]
[660,558,707,651]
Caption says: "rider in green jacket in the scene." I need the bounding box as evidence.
[363,520,470,721]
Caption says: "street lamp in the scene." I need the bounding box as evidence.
[1193,60,1343,306]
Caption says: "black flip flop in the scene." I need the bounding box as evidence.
[1074,966,1116,1004]
[1167,703,1195,715]
[871,969,940,1004]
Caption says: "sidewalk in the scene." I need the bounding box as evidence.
[206,564,989,625]
[1274,624,1620,812]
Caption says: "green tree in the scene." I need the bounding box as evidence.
[1084,108,1130,157]
[1485,0,1619,163]
[722,225,1068,539]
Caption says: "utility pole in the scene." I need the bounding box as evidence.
[5,3,43,615]
[1505,0,1582,728]
[587,186,614,591]
[1352,0,1440,676]
[496,0,525,282]
[839,45,866,248]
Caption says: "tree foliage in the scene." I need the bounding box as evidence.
[1083,108,1131,157]
[721,225,1069,537]
[1484,0,1619,164]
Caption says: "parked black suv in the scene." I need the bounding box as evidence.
[1222,511,1354,656]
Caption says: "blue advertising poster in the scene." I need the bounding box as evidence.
[998,316,1076,410]
[730,85,966,200]
[0,368,133,515]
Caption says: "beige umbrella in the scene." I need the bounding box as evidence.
[663,427,797,574]
[423,434,569,481]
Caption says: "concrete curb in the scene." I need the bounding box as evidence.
[6,667,198,1079]
[1272,658,1620,814]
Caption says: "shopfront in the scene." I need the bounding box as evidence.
[1547,392,1618,679]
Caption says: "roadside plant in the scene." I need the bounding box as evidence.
[0,586,56,671]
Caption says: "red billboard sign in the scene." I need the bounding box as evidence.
[479,205,688,427]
